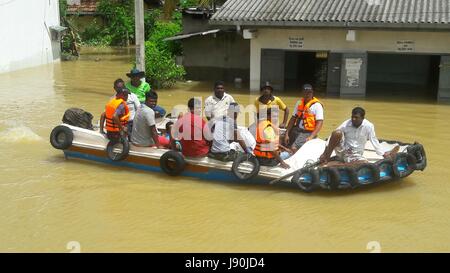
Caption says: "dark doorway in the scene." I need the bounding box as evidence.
[367,53,440,99]
[284,51,328,92]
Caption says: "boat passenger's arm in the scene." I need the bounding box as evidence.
[150,125,163,148]
[272,150,290,169]
[112,113,125,133]
[280,107,289,128]
[308,120,323,141]
[284,114,299,145]
[99,112,106,135]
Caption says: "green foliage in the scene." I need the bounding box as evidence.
[97,0,135,46]
[148,20,182,56]
[80,19,112,46]
[144,9,162,39]
[145,41,185,88]
[179,0,199,9]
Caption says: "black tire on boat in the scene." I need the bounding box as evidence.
[407,143,427,171]
[337,166,359,189]
[50,125,73,150]
[353,163,380,185]
[392,152,417,178]
[291,168,319,192]
[375,159,395,182]
[318,167,341,190]
[231,154,260,181]
[106,138,130,161]
[160,150,186,176]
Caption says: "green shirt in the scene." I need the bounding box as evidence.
[125,81,151,103]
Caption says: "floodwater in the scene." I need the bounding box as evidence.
[0,47,449,252]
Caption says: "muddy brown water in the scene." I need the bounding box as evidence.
[0,47,449,252]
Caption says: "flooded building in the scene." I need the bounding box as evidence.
[0,0,62,74]
[210,0,450,101]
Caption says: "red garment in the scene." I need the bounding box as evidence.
[158,135,170,148]
[175,112,210,157]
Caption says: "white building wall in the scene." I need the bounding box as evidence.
[0,0,61,74]
[249,28,450,91]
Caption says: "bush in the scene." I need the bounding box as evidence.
[145,41,185,88]
[97,0,135,46]
[80,19,112,46]
[148,20,182,56]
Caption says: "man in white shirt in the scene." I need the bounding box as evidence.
[319,107,398,165]
[204,81,235,120]
[208,103,253,161]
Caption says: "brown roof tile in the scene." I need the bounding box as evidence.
[67,0,99,14]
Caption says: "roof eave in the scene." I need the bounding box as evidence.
[209,20,450,31]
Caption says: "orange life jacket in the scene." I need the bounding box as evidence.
[295,97,322,131]
[254,120,279,159]
[105,97,130,132]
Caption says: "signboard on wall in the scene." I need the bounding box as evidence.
[396,40,415,52]
[345,58,363,87]
[288,37,304,49]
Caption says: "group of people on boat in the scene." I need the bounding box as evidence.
[99,68,399,170]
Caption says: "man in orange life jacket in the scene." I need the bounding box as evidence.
[285,84,324,153]
[254,106,290,169]
[100,87,130,141]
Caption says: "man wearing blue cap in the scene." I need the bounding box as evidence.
[285,84,324,153]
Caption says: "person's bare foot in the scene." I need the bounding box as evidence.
[384,145,400,160]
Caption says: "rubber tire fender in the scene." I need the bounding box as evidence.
[160,150,186,176]
[231,154,260,181]
[392,152,417,178]
[353,163,380,186]
[337,166,359,189]
[50,125,74,150]
[291,168,320,192]
[318,167,341,190]
[375,159,394,182]
[407,143,427,171]
[106,138,130,161]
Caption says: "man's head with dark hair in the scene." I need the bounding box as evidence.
[352,107,365,118]
[351,107,366,128]
[145,91,158,108]
[260,84,274,99]
[187,98,201,114]
[113,78,125,93]
[116,87,129,101]
[214,81,225,99]
[165,121,174,132]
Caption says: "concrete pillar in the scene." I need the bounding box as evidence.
[249,40,261,92]
[340,52,368,97]
[438,55,450,102]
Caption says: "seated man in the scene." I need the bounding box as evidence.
[112,78,140,136]
[319,107,398,166]
[172,98,210,157]
[254,107,290,169]
[131,91,163,148]
[100,88,130,141]
[284,84,323,153]
[208,103,252,162]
